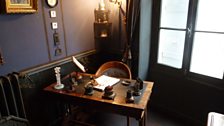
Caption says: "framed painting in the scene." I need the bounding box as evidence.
[0,0,37,13]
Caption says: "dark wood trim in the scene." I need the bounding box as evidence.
[160,27,187,31]
[20,50,96,76]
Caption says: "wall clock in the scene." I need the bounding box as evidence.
[46,0,58,8]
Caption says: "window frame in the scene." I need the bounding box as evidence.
[150,0,224,88]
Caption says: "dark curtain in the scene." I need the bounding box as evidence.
[122,0,141,78]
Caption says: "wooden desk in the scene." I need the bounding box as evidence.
[43,72,153,126]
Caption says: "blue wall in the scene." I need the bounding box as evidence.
[0,0,122,75]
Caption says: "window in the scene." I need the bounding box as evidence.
[158,0,189,69]
[157,0,224,80]
[190,0,224,79]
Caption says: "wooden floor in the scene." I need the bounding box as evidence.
[61,107,192,126]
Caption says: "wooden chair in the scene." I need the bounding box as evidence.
[95,61,132,126]
[95,61,132,79]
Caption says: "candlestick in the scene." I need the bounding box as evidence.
[54,67,64,89]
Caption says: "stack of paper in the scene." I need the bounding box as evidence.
[94,75,120,91]
[207,112,224,126]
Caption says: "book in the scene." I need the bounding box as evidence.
[93,75,120,91]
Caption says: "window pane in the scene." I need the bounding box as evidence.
[160,0,189,29]
[158,29,186,68]
[190,32,224,79]
[195,0,224,32]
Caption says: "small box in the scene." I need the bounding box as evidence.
[51,22,58,30]
[50,10,56,18]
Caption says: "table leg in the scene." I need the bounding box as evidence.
[127,116,130,126]
[144,108,147,126]
[139,118,143,126]
[139,110,147,126]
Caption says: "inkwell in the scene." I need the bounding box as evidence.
[102,85,116,100]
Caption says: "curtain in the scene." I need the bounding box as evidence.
[122,0,140,77]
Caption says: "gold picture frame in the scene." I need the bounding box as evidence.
[0,0,37,13]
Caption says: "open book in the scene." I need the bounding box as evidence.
[93,75,120,91]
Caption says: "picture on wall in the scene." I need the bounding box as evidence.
[0,0,37,13]
[10,0,29,4]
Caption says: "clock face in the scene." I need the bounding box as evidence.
[47,0,58,8]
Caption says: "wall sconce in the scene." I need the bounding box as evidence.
[94,0,112,38]
[94,23,112,38]
[95,0,110,23]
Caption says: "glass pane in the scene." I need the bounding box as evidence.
[160,0,189,29]
[190,32,224,79]
[157,29,186,68]
[195,0,224,32]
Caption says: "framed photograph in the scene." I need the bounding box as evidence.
[0,0,37,13]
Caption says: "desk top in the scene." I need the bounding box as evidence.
[43,72,154,119]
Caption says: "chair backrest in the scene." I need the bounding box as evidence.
[95,61,132,79]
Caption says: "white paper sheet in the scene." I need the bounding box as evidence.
[207,112,224,126]
[94,75,120,91]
